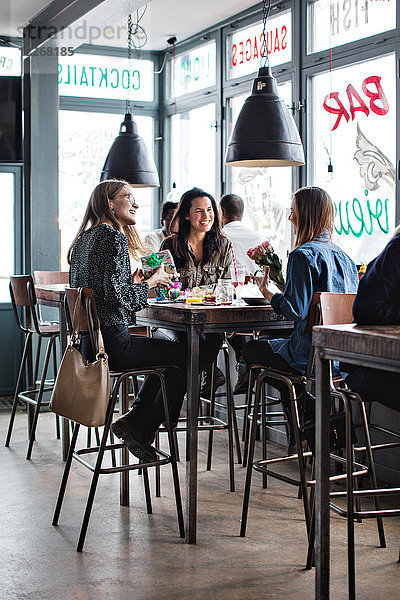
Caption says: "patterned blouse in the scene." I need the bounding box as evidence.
[69,225,148,326]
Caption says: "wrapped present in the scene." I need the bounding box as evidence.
[141,249,177,280]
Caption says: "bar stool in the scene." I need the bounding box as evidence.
[305,292,400,598]
[239,293,370,540]
[150,329,239,492]
[5,275,60,459]
[52,288,184,551]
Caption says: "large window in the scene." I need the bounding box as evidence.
[309,53,396,263]
[170,103,216,199]
[0,172,14,302]
[168,41,216,99]
[226,80,294,264]
[307,0,396,54]
[58,110,154,268]
[226,9,292,80]
[58,54,154,101]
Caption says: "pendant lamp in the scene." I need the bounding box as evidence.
[225,1,305,168]
[101,15,159,187]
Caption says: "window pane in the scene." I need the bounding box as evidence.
[226,81,293,265]
[169,42,216,98]
[0,172,14,302]
[170,103,216,198]
[0,46,21,76]
[59,54,154,101]
[307,0,396,54]
[309,54,396,263]
[227,10,292,80]
[59,111,154,269]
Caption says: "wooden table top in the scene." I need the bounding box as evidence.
[35,283,67,302]
[138,300,289,326]
[313,323,400,362]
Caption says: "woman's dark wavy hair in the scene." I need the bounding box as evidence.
[169,187,224,269]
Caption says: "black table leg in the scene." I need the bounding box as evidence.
[315,352,331,600]
[186,324,200,543]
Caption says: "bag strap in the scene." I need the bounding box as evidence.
[70,289,107,361]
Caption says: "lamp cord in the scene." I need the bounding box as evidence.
[126,14,134,114]
[261,0,271,68]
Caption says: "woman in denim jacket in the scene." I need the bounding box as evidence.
[243,186,359,451]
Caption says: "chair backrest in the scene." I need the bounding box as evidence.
[319,292,356,326]
[34,270,69,285]
[9,275,38,333]
[10,275,34,307]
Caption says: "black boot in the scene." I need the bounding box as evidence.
[111,407,157,462]
[233,356,250,394]
[200,366,225,399]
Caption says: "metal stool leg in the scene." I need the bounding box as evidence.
[159,373,185,538]
[206,363,217,471]
[142,464,153,514]
[52,422,81,526]
[5,332,33,447]
[26,336,56,460]
[360,401,386,547]
[240,375,262,536]
[222,344,242,464]
[77,400,116,552]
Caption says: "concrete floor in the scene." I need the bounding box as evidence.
[0,410,399,600]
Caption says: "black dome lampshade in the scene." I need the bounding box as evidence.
[101,113,159,187]
[225,66,305,168]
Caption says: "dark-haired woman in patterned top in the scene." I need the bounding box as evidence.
[68,179,187,462]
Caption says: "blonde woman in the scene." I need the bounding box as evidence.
[68,179,187,462]
[244,186,359,451]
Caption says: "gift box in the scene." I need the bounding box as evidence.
[141,249,177,280]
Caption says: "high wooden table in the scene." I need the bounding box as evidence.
[312,323,400,600]
[35,283,69,459]
[137,300,293,544]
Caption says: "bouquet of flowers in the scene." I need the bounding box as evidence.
[247,241,285,291]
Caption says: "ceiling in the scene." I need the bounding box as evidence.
[1,0,261,50]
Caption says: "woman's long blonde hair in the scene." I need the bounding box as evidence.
[67,179,146,264]
[292,186,334,249]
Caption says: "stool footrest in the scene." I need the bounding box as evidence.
[73,444,171,473]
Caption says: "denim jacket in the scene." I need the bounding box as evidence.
[269,232,359,373]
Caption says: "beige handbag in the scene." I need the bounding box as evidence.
[50,288,110,427]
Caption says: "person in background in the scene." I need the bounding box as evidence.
[244,186,359,453]
[68,179,187,463]
[160,187,233,398]
[144,200,178,252]
[220,193,265,393]
[342,227,400,413]
[220,193,264,274]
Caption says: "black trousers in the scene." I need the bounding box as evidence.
[81,325,187,439]
[343,366,400,413]
[243,338,304,402]
[243,338,306,450]
[152,328,223,370]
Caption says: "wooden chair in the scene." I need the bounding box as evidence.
[306,292,400,599]
[33,271,69,285]
[5,276,60,459]
[52,288,184,551]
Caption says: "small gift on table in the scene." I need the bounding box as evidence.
[141,249,177,279]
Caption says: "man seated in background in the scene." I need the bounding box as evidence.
[220,193,264,394]
[144,201,178,252]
